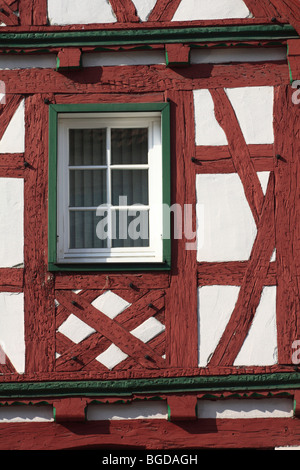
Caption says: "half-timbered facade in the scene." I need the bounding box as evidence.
[0,0,300,450]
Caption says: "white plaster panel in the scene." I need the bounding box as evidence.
[57,314,96,344]
[172,0,250,21]
[198,286,240,367]
[48,0,116,25]
[91,290,131,319]
[131,317,165,343]
[196,173,258,262]
[258,171,270,195]
[190,47,287,64]
[276,447,300,450]
[271,249,276,262]
[193,89,227,146]
[193,87,274,146]
[0,178,24,267]
[0,292,25,374]
[225,86,274,144]
[86,400,168,420]
[196,172,270,262]
[0,55,56,70]
[0,99,25,154]
[0,405,53,422]
[82,51,165,67]
[96,343,128,370]
[197,399,294,419]
[131,0,157,21]
[234,286,278,366]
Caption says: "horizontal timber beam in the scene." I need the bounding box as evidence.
[0,373,300,399]
[0,24,297,49]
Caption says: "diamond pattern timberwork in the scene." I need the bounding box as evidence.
[55,288,166,372]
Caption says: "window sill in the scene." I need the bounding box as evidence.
[48,261,171,272]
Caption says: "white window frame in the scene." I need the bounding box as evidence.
[56,112,163,264]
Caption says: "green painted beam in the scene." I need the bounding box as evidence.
[0,24,297,49]
[0,373,299,399]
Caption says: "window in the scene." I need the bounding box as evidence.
[48,103,171,271]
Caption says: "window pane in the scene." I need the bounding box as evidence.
[111,128,148,165]
[112,209,149,248]
[69,170,107,207]
[69,211,107,249]
[111,169,148,206]
[69,129,106,166]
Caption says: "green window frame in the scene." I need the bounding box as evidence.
[48,102,171,272]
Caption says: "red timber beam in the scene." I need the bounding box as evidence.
[269,0,300,34]
[165,90,198,369]
[54,398,86,423]
[109,0,140,23]
[197,261,277,287]
[242,0,282,19]
[0,268,23,291]
[204,83,300,367]
[19,0,47,26]
[194,144,275,174]
[209,88,265,226]
[55,290,165,370]
[274,85,300,364]
[288,39,300,82]
[0,418,300,449]
[0,95,25,177]
[0,95,23,141]
[0,0,18,25]
[54,288,165,373]
[165,44,190,67]
[0,154,25,178]
[148,0,181,22]
[148,0,299,28]
[3,0,18,9]
[56,48,82,71]
[208,173,275,366]
[0,94,25,293]
[167,395,198,421]
[23,94,55,374]
[294,390,300,418]
[205,87,276,366]
[54,271,170,290]
[0,63,289,96]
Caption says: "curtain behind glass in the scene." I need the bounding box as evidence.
[69,128,107,249]
[70,211,107,249]
[69,169,107,207]
[69,129,106,166]
[68,126,150,250]
[111,128,148,165]
[111,169,148,206]
[111,128,149,247]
